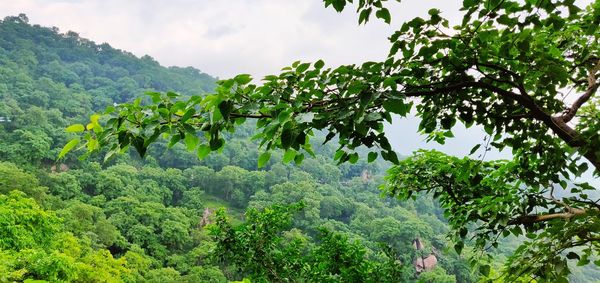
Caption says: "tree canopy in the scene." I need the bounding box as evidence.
[62,0,599,281]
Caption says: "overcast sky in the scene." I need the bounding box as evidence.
[0,0,597,184]
[0,0,463,78]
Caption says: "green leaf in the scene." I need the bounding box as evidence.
[197,144,211,160]
[168,134,182,148]
[454,242,464,254]
[218,101,233,119]
[329,0,346,12]
[278,110,292,123]
[559,180,568,189]
[102,149,116,162]
[382,100,409,116]
[348,153,359,164]
[180,108,196,123]
[566,252,580,260]
[484,124,494,135]
[334,149,345,161]
[577,253,590,266]
[368,152,378,162]
[359,8,372,24]
[314,60,325,70]
[296,63,310,73]
[469,144,481,155]
[132,136,147,158]
[463,0,476,8]
[59,138,80,159]
[209,137,224,150]
[234,74,252,85]
[92,114,101,123]
[294,153,305,165]
[87,138,99,151]
[282,150,296,164]
[281,127,294,149]
[145,91,162,103]
[428,8,440,16]
[184,133,199,151]
[479,264,490,276]
[375,8,391,24]
[66,124,85,133]
[381,150,399,164]
[104,105,116,114]
[258,152,271,168]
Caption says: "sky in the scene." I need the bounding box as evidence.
[0,0,462,78]
[0,0,596,182]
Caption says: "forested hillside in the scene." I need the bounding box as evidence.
[0,14,477,282]
[1,12,597,282]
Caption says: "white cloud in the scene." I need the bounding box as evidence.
[0,0,461,78]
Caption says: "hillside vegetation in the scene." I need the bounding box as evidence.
[0,14,597,282]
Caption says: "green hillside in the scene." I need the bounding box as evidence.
[3,12,596,283]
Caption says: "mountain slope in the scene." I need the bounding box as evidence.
[0,14,216,168]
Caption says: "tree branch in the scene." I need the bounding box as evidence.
[230,112,271,119]
[396,79,600,170]
[475,62,522,82]
[558,61,600,123]
[509,208,587,225]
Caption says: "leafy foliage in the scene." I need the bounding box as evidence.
[209,202,414,282]
[385,150,600,281]
[0,191,129,282]
[64,0,600,281]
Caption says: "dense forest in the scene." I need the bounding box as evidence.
[0,13,598,282]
